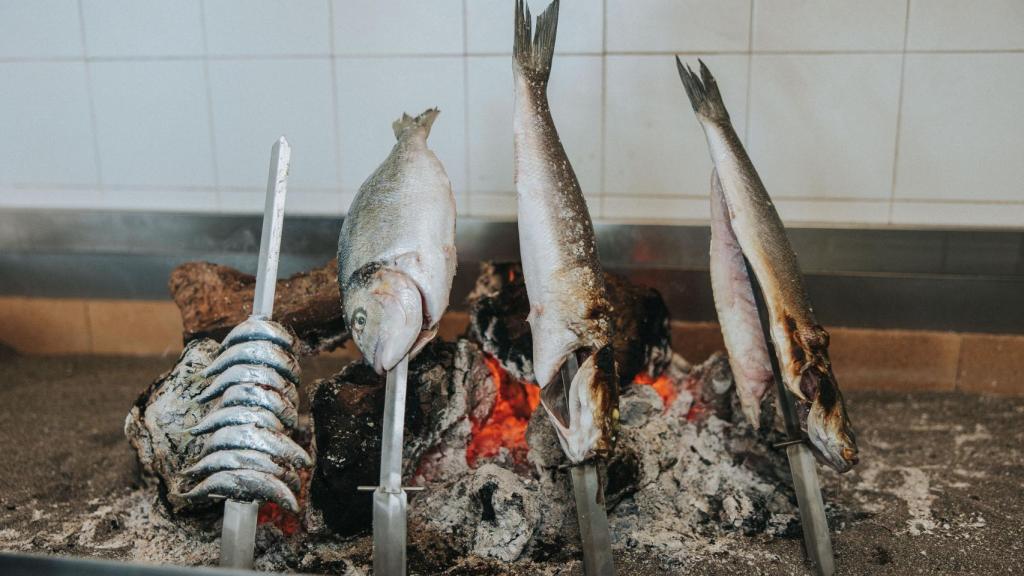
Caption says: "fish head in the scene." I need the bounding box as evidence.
[801,364,859,473]
[539,345,619,464]
[345,268,423,374]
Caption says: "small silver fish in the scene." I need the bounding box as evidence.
[196,364,299,407]
[200,424,312,470]
[676,58,858,472]
[217,383,297,429]
[182,449,300,493]
[337,108,457,374]
[199,341,300,384]
[221,316,295,352]
[513,0,618,464]
[181,469,299,513]
[190,406,283,435]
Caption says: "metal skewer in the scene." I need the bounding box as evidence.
[560,353,617,576]
[743,257,834,576]
[219,136,291,569]
[372,354,411,576]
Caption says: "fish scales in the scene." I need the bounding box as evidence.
[513,0,617,463]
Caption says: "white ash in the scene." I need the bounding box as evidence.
[408,353,802,570]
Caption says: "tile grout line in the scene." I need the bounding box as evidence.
[327,0,344,211]
[888,0,913,224]
[744,0,755,145]
[76,0,105,201]
[599,0,608,219]
[197,0,222,209]
[462,0,472,218]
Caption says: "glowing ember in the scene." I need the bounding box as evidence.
[258,502,300,536]
[632,371,679,408]
[466,355,541,468]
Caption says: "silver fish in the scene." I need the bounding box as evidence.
[196,364,299,407]
[218,383,297,429]
[513,0,618,463]
[182,449,301,494]
[200,424,312,470]
[676,58,858,472]
[199,340,300,384]
[221,317,295,352]
[337,108,457,374]
[190,406,283,435]
[181,469,299,513]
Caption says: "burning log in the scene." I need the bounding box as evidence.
[309,338,497,536]
[467,262,673,387]
[168,260,347,355]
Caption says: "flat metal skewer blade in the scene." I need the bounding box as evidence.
[560,356,617,576]
[743,257,834,576]
[253,136,291,319]
[220,499,259,569]
[374,355,410,576]
[220,137,291,569]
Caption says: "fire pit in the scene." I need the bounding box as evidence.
[111,259,809,574]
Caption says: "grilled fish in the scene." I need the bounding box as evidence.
[677,59,858,472]
[513,0,618,463]
[338,109,457,374]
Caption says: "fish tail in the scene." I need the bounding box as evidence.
[513,0,559,85]
[392,108,440,140]
[675,57,730,123]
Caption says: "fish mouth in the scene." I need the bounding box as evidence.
[798,366,859,473]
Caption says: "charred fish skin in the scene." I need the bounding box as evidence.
[513,0,618,463]
[338,109,457,373]
[218,383,298,429]
[200,423,313,470]
[199,340,301,384]
[676,58,858,472]
[182,469,299,513]
[220,317,295,352]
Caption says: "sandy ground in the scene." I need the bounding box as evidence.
[0,352,1022,575]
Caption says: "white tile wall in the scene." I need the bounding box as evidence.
[208,59,337,189]
[0,0,1021,229]
[204,0,332,57]
[0,0,83,59]
[747,54,902,200]
[604,54,749,201]
[895,53,1024,203]
[81,0,205,58]
[907,0,1024,51]
[752,0,908,52]
[90,61,215,188]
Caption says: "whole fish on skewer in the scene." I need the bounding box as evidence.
[676,59,858,472]
[337,109,457,374]
[513,0,617,464]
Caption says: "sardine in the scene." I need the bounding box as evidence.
[200,424,312,470]
[676,58,858,472]
[513,0,618,463]
[196,364,299,407]
[190,406,284,435]
[337,108,457,374]
[217,383,297,429]
[182,449,301,494]
[198,340,300,384]
[221,317,295,352]
[181,469,299,513]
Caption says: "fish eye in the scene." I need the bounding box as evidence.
[352,309,367,332]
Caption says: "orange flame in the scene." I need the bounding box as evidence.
[466,355,541,468]
[258,502,300,536]
[632,371,678,409]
